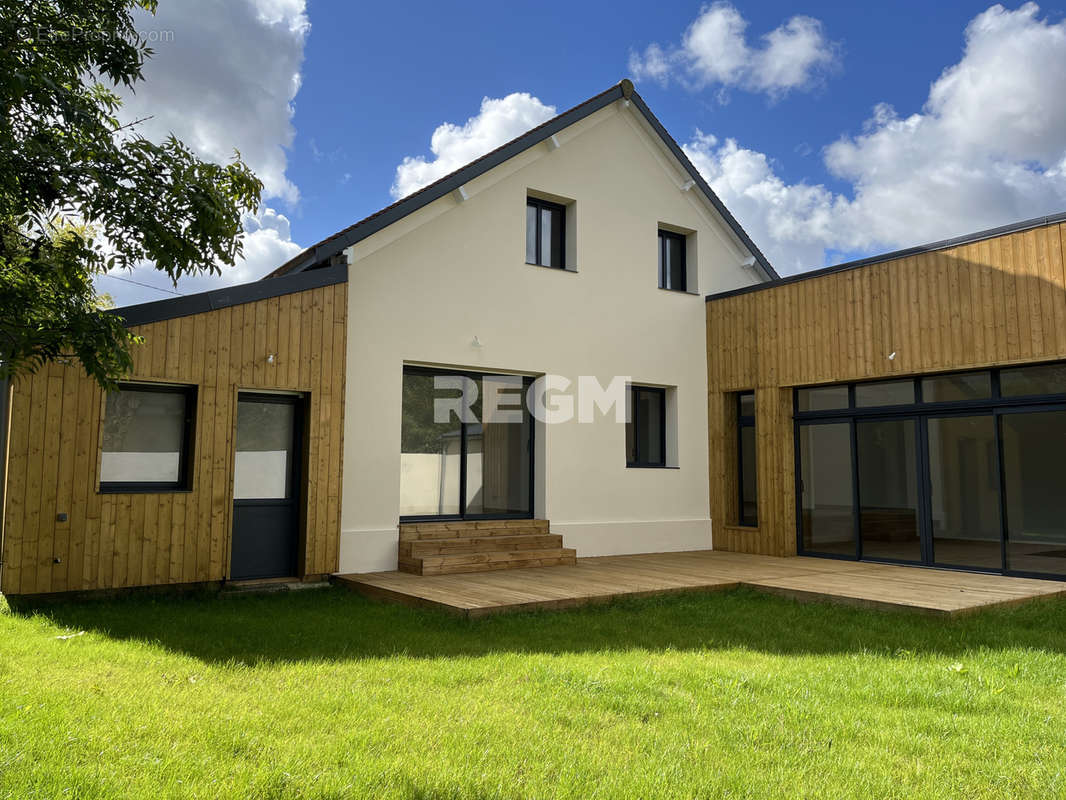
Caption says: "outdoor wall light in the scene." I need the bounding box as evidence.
[266,353,276,363]
[471,336,484,348]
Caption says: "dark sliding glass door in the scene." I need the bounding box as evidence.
[926,414,1001,569]
[798,422,855,557]
[399,367,533,521]
[1000,409,1066,575]
[795,366,1066,579]
[856,418,921,563]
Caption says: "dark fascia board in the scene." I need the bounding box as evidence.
[271,80,779,282]
[110,263,347,327]
[705,210,1066,303]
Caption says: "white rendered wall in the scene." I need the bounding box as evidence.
[337,101,762,573]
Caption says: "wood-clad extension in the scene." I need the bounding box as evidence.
[0,280,347,596]
[706,219,1066,558]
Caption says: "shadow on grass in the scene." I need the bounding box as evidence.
[9,584,1066,664]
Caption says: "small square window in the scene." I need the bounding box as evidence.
[100,384,196,491]
[626,386,666,467]
[526,197,566,268]
[658,229,687,291]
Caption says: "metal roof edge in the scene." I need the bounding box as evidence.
[110,263,348,327]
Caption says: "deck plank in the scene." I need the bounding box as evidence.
[335,551,1066,618]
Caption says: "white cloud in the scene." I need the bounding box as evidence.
[630,3,838,98]
[679,3,751,88]
[391,93,557,200]
[683,3,1066,274]
[684,133,856,273]
[99,0,310,306]
[753,15,836,94]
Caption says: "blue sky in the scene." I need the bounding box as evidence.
[289,1,995,242]
[101,1,1066,304]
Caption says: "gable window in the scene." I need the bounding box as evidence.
[626,385,666,467]
[737,391,757,526]
[526,197,566,268]
[100,384,196,492]
[658,229,687,292]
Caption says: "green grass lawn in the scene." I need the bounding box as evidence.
[2,586,1065,800]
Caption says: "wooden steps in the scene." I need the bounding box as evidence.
[398,520,576,576]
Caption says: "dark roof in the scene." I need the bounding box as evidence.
[266,79,779,281]
[705,210,1066,303]
[111,263,347,327]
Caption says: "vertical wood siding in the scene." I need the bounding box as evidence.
[706,222,1066,557]
[1,281,346,595]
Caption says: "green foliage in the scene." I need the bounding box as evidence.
[0,221,138,383]
[401,372,453,453]
[0,0,263,388]
[1,588,1065,798]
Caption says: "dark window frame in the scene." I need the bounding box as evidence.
[99,382,197,494]
[233,392,305,505]
[526,196,567,269]
[658,228,688,292]
[627,385,667,468]
[399,365,535,523]
[737,391,757,527]
[793,363,1066,421]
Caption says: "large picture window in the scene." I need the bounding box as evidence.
[100,384,196,491]
[400,367,533,520]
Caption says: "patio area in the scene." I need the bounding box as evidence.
[335,550,1066,617]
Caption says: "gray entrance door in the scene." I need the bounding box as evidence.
[230,394,301,580]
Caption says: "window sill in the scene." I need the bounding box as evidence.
[526,261,577,273]
[625,464,680,469]
[720,523,759,532]
[98,486,193,495]
[658,286,699,296]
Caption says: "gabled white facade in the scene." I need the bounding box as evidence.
[337,96,766,573]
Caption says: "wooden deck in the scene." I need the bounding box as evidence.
[335,550,1066,618]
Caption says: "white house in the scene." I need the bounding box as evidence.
[266,80,775,574]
